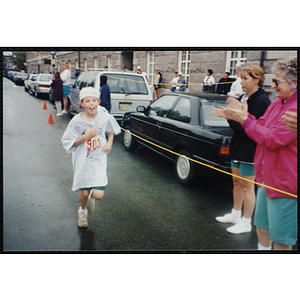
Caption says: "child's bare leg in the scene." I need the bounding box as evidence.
[79,190,89,209]
[92,190,104,201]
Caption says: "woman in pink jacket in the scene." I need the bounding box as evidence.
[213,57,297,250]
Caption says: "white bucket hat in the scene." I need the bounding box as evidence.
[79,87,100,101]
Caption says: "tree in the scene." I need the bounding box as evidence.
[11,51,26,71]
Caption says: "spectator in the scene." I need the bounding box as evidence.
[228,64,244,97]
[175,72,186,92]
[214,65,271,235]
[100,75,111,113]
[61,87,121,228]
[137,66,147,78]
[60,62,71,115]
[74,69,80,78]
[170,71,179,92]
[51,67,58,81]
[51,71,64,117]
[213,57,297,250]
[202,69,215,93]
[154,67,163,98]
[122,64,128,71]
[216,72,236,94]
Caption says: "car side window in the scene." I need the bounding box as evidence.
[87,74,96,87]
[169,97,191,123]
[76,73,90,90]
[148,95,178,117]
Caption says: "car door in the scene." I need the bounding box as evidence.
[139,94,179,145]
[157,96,193,151]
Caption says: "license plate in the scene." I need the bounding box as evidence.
[119,102,131,111]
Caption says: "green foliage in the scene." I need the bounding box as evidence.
[11,51,26,70]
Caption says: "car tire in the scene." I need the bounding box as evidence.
[123,126,138,151]
[174,149,195,186]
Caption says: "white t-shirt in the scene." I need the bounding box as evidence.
[170,77,179,87]
[60,69,71,86]
[228,77,243,97]
[203,75,215,84]
[61,110,121,191]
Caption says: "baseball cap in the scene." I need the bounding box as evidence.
[79,87,100,101]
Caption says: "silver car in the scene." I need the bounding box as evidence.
[24,74,38,92]
[29,73,52,98]
[69,70,153,122]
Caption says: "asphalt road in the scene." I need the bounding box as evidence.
[3,77,259,252]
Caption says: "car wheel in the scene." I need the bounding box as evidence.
[174,149,195,186]
[123,126,138,151]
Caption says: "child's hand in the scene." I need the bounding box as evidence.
[103,141,112,153]
[85,128,98,140]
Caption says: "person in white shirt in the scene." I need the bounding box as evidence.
[60,62,71,114]
[203,69,215,93]
[228,64,244,97]
[170,71,179,92]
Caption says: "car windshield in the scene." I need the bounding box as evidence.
[40,75,50,81]
[106,74,148,95]
[201,100,230,127]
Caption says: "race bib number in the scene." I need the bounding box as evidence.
[84,137,101,150]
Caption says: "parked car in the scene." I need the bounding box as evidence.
[12,72,29,85]
[28,73,52,98]
[69,69,153,122]
[121,92,233,186]
[3,68,15,78]
[49,77,76,104]
[8,71,18,80]
[24,74,38,92]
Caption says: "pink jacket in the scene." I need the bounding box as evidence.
[242,93,297,199]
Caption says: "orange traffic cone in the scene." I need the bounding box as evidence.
[42,101,47,110]
[46,113,55,124]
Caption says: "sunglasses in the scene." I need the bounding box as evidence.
[272,78,287,86]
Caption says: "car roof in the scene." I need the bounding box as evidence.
[163,92,229,100]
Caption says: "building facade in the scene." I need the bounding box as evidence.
[25,49,297,93]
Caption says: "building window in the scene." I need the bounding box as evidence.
[178,51,190,89]
[107,55,112,69]
[94,57,98,69]
[147,51,155,84]
[226,51,247,76]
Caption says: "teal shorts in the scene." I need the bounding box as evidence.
[63,85,69,97]
[231,160,255,176]
[254,185,297,245]
[79,186,107,191]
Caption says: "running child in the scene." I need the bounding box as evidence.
[61,87,121,227]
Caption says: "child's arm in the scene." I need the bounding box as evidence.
[72,128,97,148]
[103,133,114,153]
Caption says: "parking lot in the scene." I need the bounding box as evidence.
[3,76,262,252]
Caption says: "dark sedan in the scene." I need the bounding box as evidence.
[121,92,233,186]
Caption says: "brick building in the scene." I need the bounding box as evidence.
[25,49,297,93]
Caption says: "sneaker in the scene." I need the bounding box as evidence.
[56,112,63,117]
[215,212,241,224]
[87,189,95,214]
[62,109,68,115]
[226,222,251,234]
[78,207,88,228]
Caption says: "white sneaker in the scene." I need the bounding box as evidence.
[87,189,95,214]
[56,112,63,117]
[226,221,251,234]
[62,109,68,114]
[215,212,241,224]
[78,207,88,228]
